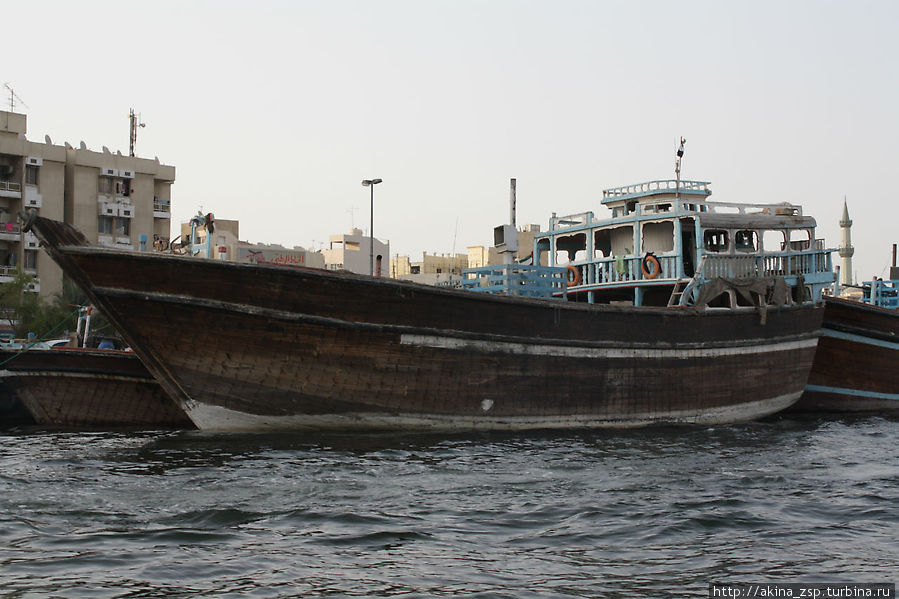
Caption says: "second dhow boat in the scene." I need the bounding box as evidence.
[21,177,832,432]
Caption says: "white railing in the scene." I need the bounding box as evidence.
[701,249,831,279]
[602,179,711,199]
[563,254,680,288]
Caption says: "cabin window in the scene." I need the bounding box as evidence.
[762,230,786,253]
[734,230,758,253]
[594,229,612,258]
[609,226,634,257]
[556,232,586,263]
[642,222,675,254]
[788,229,812,251]
[703,230,729,253]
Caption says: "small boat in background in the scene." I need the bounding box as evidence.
[0,347,194,428]
[794,270,899,414]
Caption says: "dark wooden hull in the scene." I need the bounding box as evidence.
[0,348,193,428]
[794,297,899,413]
[0,384,35,426]
[27,216,824,431]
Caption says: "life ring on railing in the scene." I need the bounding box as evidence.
[641,253,661,279]
[566,265,582,286]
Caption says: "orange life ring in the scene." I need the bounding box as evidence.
[641,254,661,279]
[566,265,581,286]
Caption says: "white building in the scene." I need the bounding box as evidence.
[323,228,390,277]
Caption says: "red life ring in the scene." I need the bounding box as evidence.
[566,265,582,286]
[641,254,661,279]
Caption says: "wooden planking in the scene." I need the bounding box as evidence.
[794,297,899,413]
[1,348,192,428]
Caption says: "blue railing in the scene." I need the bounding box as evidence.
[462,264,567,299]
[863,279,899,309]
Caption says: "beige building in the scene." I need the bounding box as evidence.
[180,216,325,268]
[0,111,66,296]
[0,109,175,300]
[467,224,542,269]
[323,228,390,276]
[392,252,468,276]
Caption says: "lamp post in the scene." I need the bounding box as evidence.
[361,178,382,276]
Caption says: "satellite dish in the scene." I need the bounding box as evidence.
[44,135,52,144]
[116,150,122,156]
[64,142,73,149]
[79,141,87,150]
[102,146,110,154]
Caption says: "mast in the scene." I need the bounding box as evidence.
[675,137,686,201]
[129,108,145,157]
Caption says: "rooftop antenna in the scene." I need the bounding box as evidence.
[3,83,27,112]
[347,206,358,229]
[129,108,146,157]
[674,137,686,202]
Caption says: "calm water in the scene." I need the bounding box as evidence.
[1,416,897,598]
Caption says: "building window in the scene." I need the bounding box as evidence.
[25,165,38,186]
[98,215,114,234]
[98,177,114,194]
[115,179,131,197]
[24,250,37,270]
[115,218,130,237]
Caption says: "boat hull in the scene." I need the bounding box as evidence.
[794,297,899,413]
[0,348,193,428]
[27,217,824,432]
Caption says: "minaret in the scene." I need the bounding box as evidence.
[838,198,854,286]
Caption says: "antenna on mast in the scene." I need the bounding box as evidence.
[674,137,686,201]
[129,108,146,157]
[3,83,28,112]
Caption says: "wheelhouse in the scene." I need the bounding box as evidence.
[533,179,834,308]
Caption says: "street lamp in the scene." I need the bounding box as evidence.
[361,178,382,276]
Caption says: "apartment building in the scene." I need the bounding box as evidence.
[0,109,175,300]
[0,111,66,296]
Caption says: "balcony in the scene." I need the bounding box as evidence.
[0,266,39,293]
[0,222,21,241]
[0,180,21,199]
[153,197,171,219]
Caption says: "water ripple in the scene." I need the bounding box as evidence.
[0,417,897,597]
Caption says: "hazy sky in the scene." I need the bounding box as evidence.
[4,0,897,280]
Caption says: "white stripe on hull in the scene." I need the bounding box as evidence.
[184,392,801,432]
[821,328,899,352]
[399,334,817,359]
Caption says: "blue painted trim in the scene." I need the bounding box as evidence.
[804,384,899,402]
[822,328,899,351]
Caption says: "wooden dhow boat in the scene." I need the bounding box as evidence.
[0,346,193,428]
[20,169,833,431]
[793,272,899,414]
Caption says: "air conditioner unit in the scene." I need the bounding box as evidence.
[118,169,134,179]
[118,206,133,218]
[26,157,43,166]
[100,167,116,177]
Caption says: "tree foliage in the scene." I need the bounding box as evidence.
[0,271,114,342]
